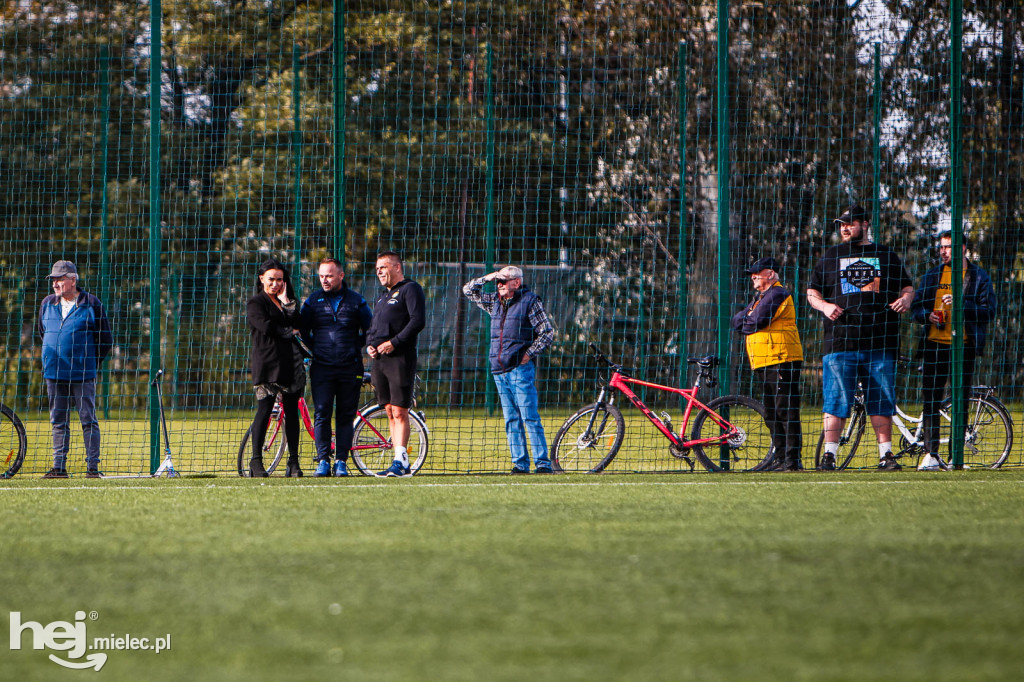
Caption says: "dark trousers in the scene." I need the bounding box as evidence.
[754,361,803,467]
[251,391,301,464]
[921,340,976,457]
[310,363,363,462]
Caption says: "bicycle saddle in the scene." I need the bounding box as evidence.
[687,355,719,368]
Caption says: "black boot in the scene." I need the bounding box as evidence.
[285,457,303,478]
[249,457,269,478]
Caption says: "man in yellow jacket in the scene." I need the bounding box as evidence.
[731,257,804,471]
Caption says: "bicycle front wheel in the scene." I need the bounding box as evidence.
[691,395,774,472]
[236,421,287,477]
[551,403,625,473]
[814,404,866,471]
[939,395,1013,469]
[0,404,28,479]
[350,405,429,476]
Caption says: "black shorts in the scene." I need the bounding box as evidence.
[371,353,416,409]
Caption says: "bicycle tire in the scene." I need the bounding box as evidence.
[0,404,28,479]
[691,395,774,472]
[814,404,866,471]
[939,394,1014,469]
[236,421,287,477]
[349,404,430,476]
[551,402,625,473]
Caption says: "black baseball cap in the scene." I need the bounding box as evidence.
[744,257,780,275]
[834,205,868,226]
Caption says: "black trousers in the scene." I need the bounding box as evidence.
[921,340,976,457]
[251,391,301,464]
[754,361,803,467]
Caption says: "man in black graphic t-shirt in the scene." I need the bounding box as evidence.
[807,205,913,471]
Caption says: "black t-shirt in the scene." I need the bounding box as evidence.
[366,278,426,356]
[808,242,912,354]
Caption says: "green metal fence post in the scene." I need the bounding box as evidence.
[484,43,497,415]
[292,44,304,296]
[716,0,731,468]
[99,45,112,419]
[333,0,346,261]
[872,43,882,243]
[148,0,163,474]
[949,0,966,469]
[677,41,689,410]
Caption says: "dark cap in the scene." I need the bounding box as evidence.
[46,260,78,278]
[744,257,780,275]
[834,205,868,226]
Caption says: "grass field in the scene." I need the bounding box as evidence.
[2,472,1023,680]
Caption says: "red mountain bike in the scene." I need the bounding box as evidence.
[551,344,774,473]
[237,373,429,477]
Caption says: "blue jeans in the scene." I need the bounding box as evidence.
[46,378,100,470]
[493,361,549,471]
[822,350,896,418]
[310,363,363,462]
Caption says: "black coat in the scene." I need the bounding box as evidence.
[247,291,301,386]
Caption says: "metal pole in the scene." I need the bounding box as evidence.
[148,0,163,474]
[484,43,497,415]
[292,44,304,296]
[949,0,966,469]
[677,41,689,410]
[333,0,346,261]
[99,46,112,419]
[872,43,882,243]
[716,0,731,469]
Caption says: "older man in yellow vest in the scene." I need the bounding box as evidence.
[731,257,804,471]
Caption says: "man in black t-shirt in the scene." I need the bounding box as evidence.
[807,205,913,471]
[367,250,426,477]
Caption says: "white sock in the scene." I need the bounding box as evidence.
[878,442,892,459]
[824,442,839,456]
[394,446,409,467]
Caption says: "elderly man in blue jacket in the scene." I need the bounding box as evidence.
[38,261,113,478]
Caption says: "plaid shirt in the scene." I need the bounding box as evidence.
[463,276,555,359]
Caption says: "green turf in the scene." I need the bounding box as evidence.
[1,473,1023,680]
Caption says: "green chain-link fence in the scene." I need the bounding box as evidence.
[1,1,1021,475]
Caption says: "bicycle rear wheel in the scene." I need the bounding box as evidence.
[813,405,866,470]
[350,405,429,476]
[236,420,287,477]
[691,395,774,472]
[939,395,1013,469]
[0,404,28,479]
[551,403,625,473]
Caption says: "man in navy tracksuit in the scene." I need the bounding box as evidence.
[300,258,373,477]
[38,260,113,478]
[464,265,555,474]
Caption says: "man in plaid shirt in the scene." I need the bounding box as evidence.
[464,265,555,474]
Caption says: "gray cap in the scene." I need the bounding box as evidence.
[46,260,78,279]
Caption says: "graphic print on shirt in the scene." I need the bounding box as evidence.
[839,256,881,294]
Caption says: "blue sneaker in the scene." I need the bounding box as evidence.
[333,460,349,477]
[314,460,332,477]
[376,460,412,478]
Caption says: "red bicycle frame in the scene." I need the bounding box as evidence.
[263,396,392,455]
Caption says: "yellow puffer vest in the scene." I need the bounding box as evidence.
[745,284,804,369]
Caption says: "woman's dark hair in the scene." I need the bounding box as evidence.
[254,258,297,299]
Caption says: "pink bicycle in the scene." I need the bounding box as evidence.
[237,373,429,477]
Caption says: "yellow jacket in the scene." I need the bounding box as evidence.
[730,282,804,369]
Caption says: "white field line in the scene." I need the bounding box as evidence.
[2,478,1022,492]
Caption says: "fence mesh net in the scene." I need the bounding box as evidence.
[1,1,1021,476]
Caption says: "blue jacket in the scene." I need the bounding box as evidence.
[38,291,113,382]
[490,287,539,375]
[911,261,996,355]
[299,284,373,368]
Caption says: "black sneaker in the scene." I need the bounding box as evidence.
[42,468,69,479]
[818,453,837,471]
[877,453,902,471]
[510,467,529,475]
[534,466,554,474]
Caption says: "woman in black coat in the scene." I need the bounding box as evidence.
[246,259,306,477]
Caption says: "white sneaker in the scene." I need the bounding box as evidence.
[918,454,948,471]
